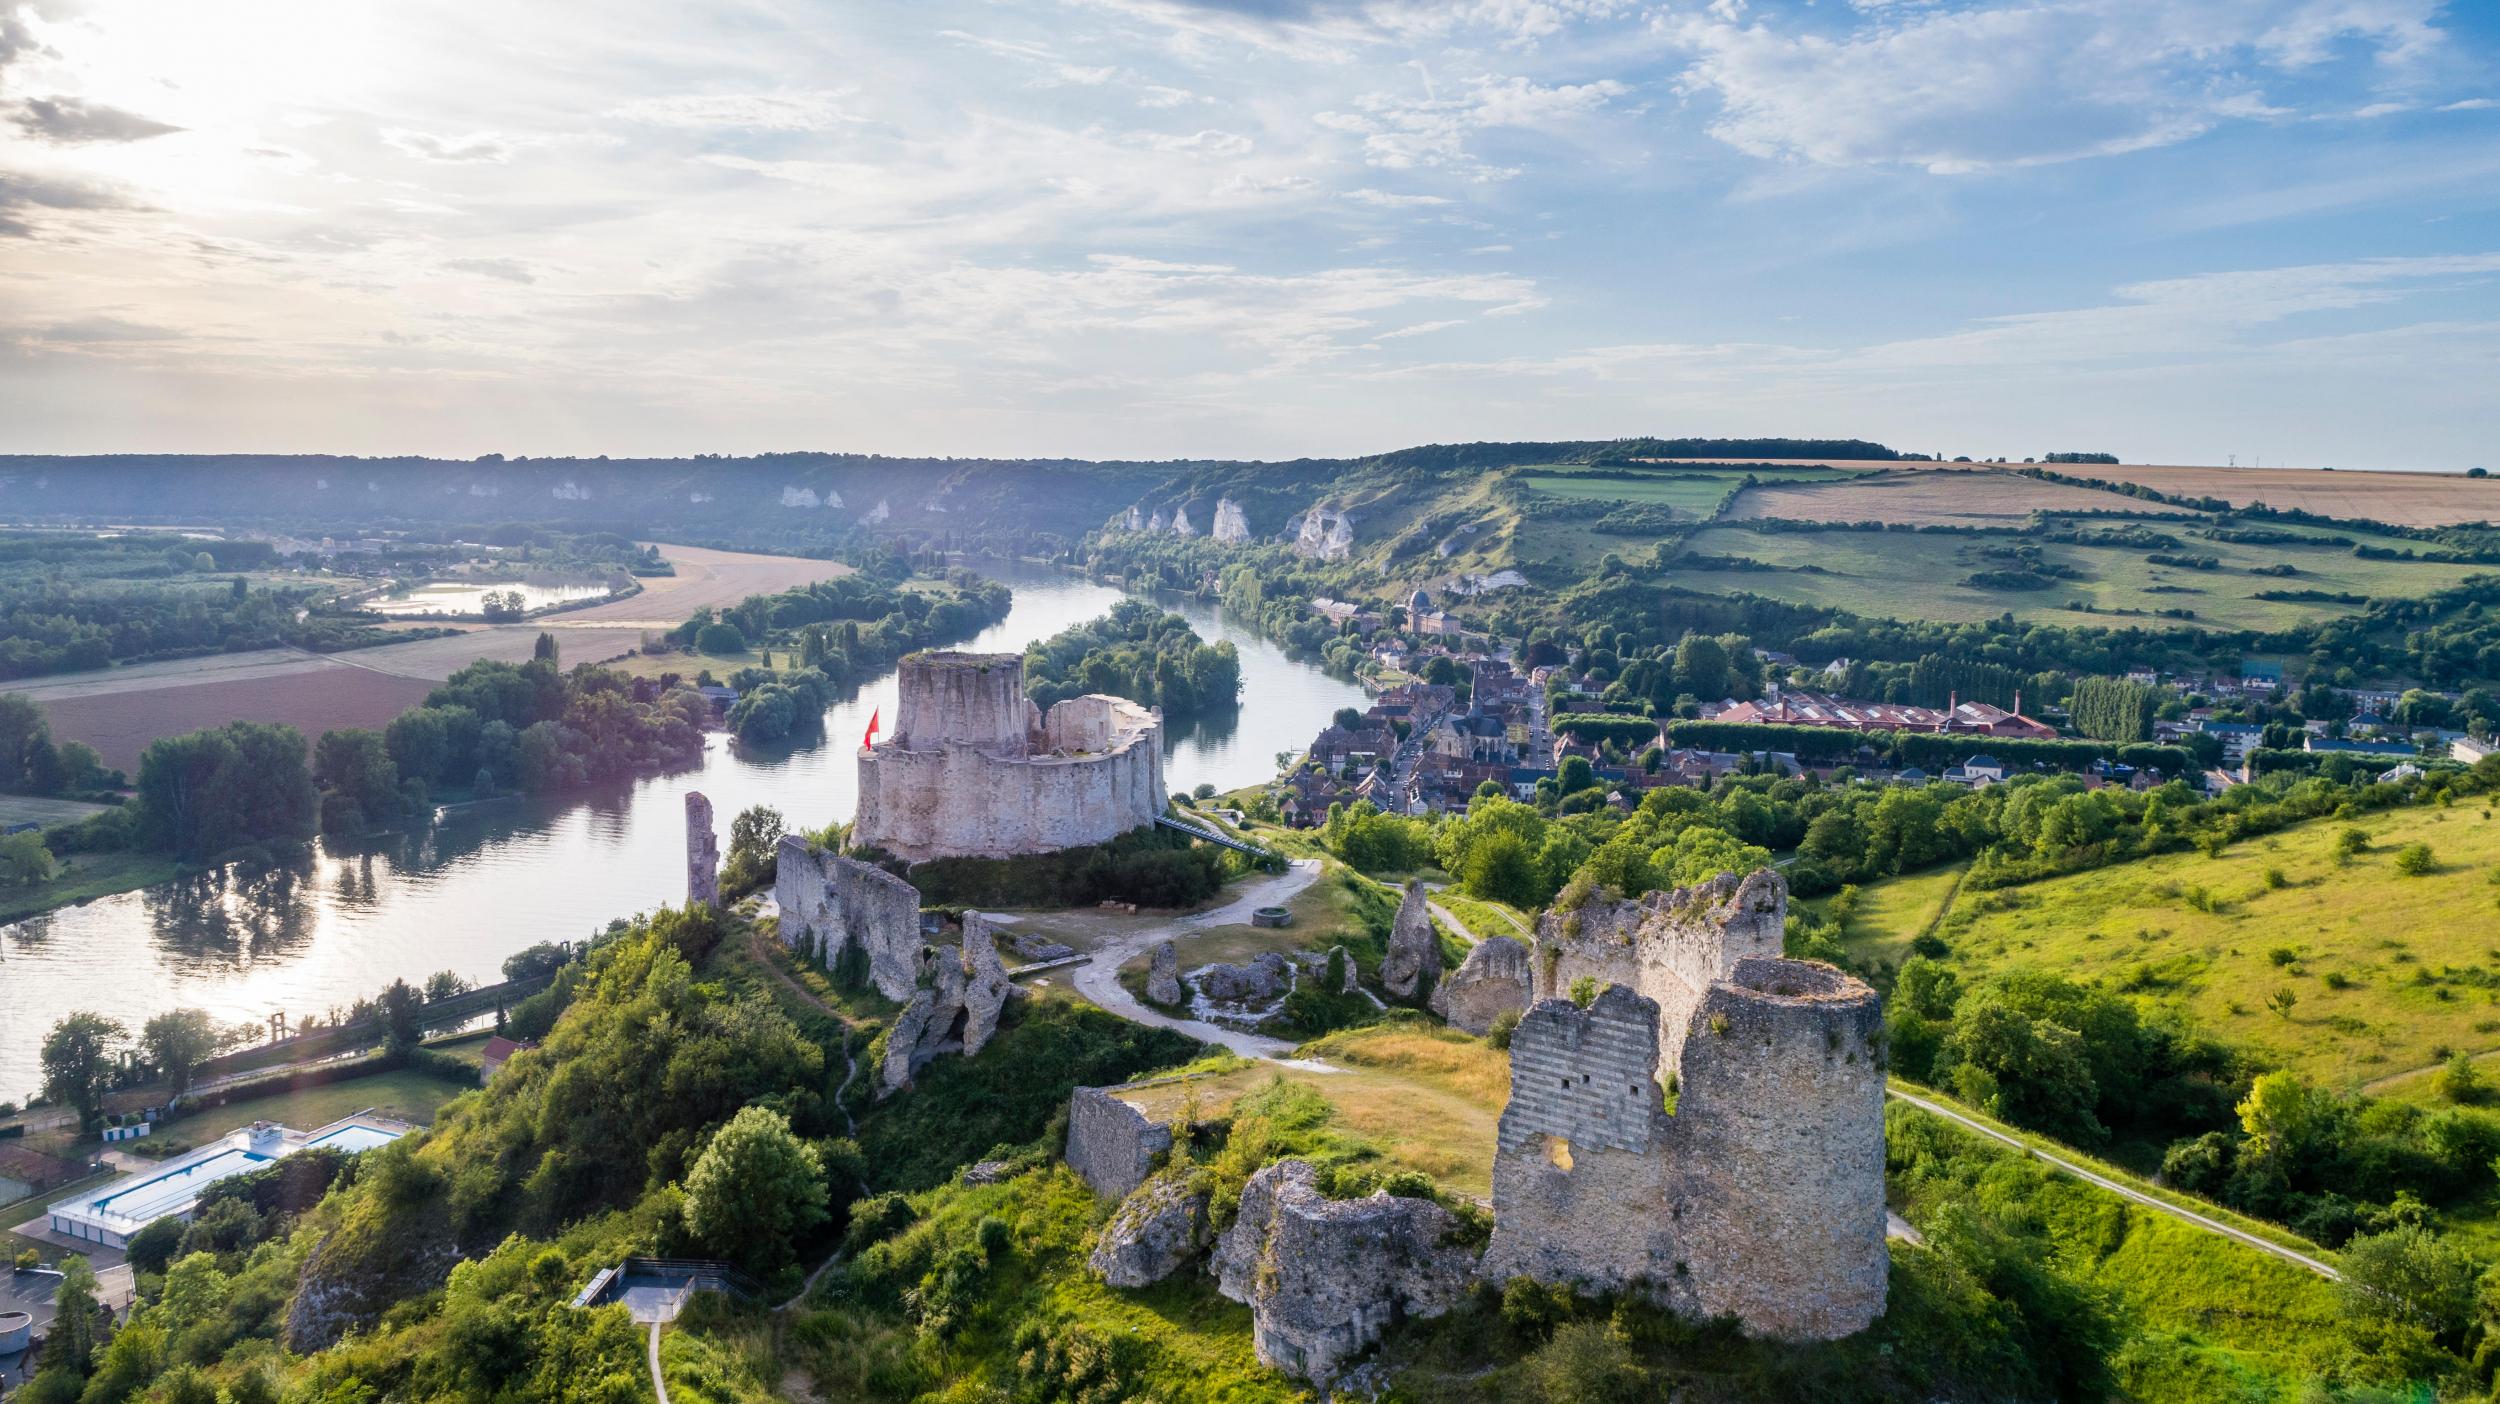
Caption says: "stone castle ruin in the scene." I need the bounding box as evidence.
[852,651,1164,862]
[773,835,1013,1094]
[1488,869,1887,1339]
[1429,934,1531,1035]
[684,791,719,909]
[1061,866,1887,1386]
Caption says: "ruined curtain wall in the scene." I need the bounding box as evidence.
[854,726,1162,860]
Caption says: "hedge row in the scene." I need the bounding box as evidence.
[1663,719,2192,774]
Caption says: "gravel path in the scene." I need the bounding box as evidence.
[1000,859,1339,1068]
[1885,1084,2339,1280]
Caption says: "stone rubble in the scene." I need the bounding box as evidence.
[1089,1171,1210,1288]
[1379,881,1438,1000]
[1147,939,1183,1006]
[1427,934,1531,1035]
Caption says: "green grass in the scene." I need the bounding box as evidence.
[1810,863,1965,969]
[144,1066,473,1153]
[1888,1098,2345,1393]
[1430,888,1533,944]
[0,794,112,827]
[0,849,181,923]
[1661,524,2478,631]
[1843,803,2500,1090]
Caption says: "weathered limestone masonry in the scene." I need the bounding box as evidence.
[879,912,1014,1096]
[1380,880,1438,1000]
[684,791,719,910]
[853,651,1164,861]
[1065,1085,1174,1200]
[1430,934,1532,1035]
[1089,1171,1209,1288]
[773,835,923,1000]
[1212,1159,1475,1384]
[1484,871,1888,1341]
[1530,866,1786,1081]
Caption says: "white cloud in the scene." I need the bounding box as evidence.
[1465,242,1512,253]
[1142,128,1255,155]
[1138,84,1199,108]
[1344,187,1451,206]
[381,128,513,163]
[606,91,862,131]
[1319,74,1626,179]
[1666,0,2455,173]
[2443,98,2498,112]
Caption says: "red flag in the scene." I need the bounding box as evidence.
[862,708,880,749]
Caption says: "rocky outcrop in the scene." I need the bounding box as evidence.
[1294,507,1356,560]
[1066,1086,1173,1199]
[774,837,922,999]
[1170,505,1195,536]
[285,1209,460,1352]
[1089,1171,1209,1287]
[879,914,1014,1096]
[1429,935,1531,1034]
[1148,940,1182,1006]
[1380,882,1438,1001]
[1211,1160,1475,1386]
[1211,497,1251,545]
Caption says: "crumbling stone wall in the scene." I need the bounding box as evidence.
[774,835,923,1000]
[1211,1159,1474,1385]
[1430,935,1531,1034]
[1065,1085,1173,1199]
[1530,867,1785,1079]
[685,791,719,909]
[854,651,1164,861]
[1089,1170,1209,1287]
[878,913,1014,1096]
[1482,902,1888,1341]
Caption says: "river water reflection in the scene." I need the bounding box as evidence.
[0,565,1362,1100]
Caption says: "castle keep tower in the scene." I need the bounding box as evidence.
[1483,869,1888,1341]
[853,651,1164,862]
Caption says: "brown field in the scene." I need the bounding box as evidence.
[1726,468,2191,525]
[8,543,851,770]
[1654,458,2500,528]
[46,666,435,773]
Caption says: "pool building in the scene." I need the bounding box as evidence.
[44,1117,406,1249]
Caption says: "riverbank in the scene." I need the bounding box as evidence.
[0,850,183,925]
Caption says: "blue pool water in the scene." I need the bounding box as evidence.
[89,1148,272,1222]
[305,1124,400,1154]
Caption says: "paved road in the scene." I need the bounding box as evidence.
[648,1321,670,1404]
[1008,860,1337,1067]
[1885,1085,2339,1280]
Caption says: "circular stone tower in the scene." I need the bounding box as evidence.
[893,651,1033,757]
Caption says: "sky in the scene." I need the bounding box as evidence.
[0,0,2495,467]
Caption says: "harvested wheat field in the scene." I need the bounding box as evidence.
[1657,458,2500,528]
[1726,469,2190,525]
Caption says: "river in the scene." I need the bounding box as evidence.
[0,564,1362,1101]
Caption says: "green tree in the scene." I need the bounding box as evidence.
[133,722,317,859]
[726,804,786,886]
[680,1106,828,1271]
[141,1008,228,1098]
[533,630,559,664]
[314,727,402,833]
[379,978,423,1052]
[695,620,748,655]
[41,1011,126,1131]
[0,828,54,887]
[2335,1227,2480,1346]
[1461,829,1543,907]
[1672,632,1732,701]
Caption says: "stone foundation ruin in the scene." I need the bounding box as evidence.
[852,651,1164,862]
[1065,1085,1177,1201]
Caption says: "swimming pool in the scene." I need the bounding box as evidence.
[85,1148,273,1224]
[304,1124,400,1154]
[48,1116,409,1247]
